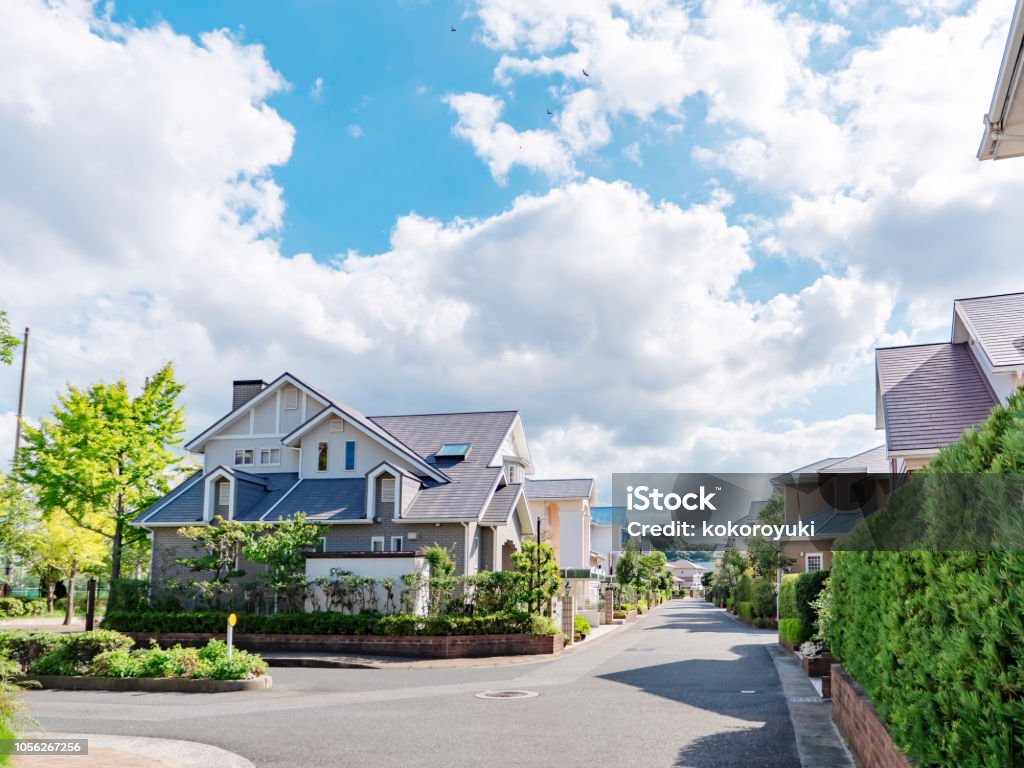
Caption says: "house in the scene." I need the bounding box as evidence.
[590,505,626,577]
[772,445,890,573]
[525,478,596,570]
[978,0,1024,160]
[136,373,573,588]
[876,292,1024,472]
[666,558,705,592]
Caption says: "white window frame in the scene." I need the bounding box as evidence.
[329,418,345,433]
[805,553,823,572]
[284,388,298,410]
[234,449,254,466]
[366,464,402,520]
[390,536,403,553]
[370,536,385,553]
[260,448,281,466]
[217,481,231,507]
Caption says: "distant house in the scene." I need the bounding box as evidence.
[978,0,1024,160]
[772,445,890,573]
[876,292,1024,472]
[590,506,626,577]
[136,373,591,588]
[525,478,596,571]
[666,559,705,591]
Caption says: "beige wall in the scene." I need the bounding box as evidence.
[780,540,834,574]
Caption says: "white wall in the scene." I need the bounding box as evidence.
[305,556,429,616]
[297,418,425,478]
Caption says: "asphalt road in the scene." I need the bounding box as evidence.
[26,600,800,768]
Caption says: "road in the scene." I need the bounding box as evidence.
[26,600,801,768]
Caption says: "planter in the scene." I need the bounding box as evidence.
[779,636,796,653]
[831,664,912,768]
[23,674,272,693]
[798,650,836,678]
[123,632,564,659]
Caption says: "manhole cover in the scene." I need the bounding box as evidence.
[474,690,539,700]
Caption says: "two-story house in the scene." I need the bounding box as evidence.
[136,373,571,585]
[875,292,1024,472]
[525,478,596,571]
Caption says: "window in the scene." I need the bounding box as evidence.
[370,536,385,553]
[316,535,327,553]
[329,418,344,432]
[345,441,356,471]
[505,464,522,484]
[234,449,254,466]
[317,442,329,472]
[284,389,298,410]
[806,554,823,572]
[390,536,403,553]
[217,481,231,507]
[260,448,281,465]
[435,442,471,459]
[379,477,396,504]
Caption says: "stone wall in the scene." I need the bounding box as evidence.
[124,631,564,659]
[831,664,913,768]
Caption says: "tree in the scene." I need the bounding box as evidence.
[0,311,18,366]
[511,536,561,614]
[744,494,790,577]
[244,514,326,612]
[0,476,35,586]
[17,363,185,588]
[25,510,106,623]
[174,516,251,609]
[615,542,640,587]
[713,539,747,600]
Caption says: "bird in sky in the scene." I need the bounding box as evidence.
[546,109,553,115]
[582,68,590,77]
[450,25,456,32]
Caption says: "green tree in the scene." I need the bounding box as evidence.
[174,516,251,609]
[0,311,18,366]
[17,364,185,587]
[25,510,106,624]
[713,539,747,599]
[244,514,326,612]
[744,494,790,578]
[511,536,561,614]
[0,476,35,587]
[615,541,640,587]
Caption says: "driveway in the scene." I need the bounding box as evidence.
[25,599,800,768]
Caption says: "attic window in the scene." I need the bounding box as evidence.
[435,443,471,460]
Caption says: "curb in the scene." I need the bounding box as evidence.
[23,674,272,693]
[18,732,255,768]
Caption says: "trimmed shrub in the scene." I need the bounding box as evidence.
[752,579,776,619]
[778,617,811,646]
[19,599,47,616]
[734,574,754,604]
[736,601,755,622]
[529,615,560,637]
[636,599,648,613]
[0,598,25,618]
[30,631,135,676]
[0,632,63,673]
[778,574,799,619]
[107,579,150,613]
[573,614,590,640]
[795,570,829,631]
[90,639,267,680]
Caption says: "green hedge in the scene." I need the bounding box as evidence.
[795,570,829,630]
[832,551,1024,767]
[778,617,810,646]
[736,601,755,622]
[778,574,798,619]
[91,639,266,680]
[102,610,538,637]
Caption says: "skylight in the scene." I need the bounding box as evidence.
[435,443,471,459]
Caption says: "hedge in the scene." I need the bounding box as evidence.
[102,610,539,637]
[778,617,810,646]
[736,602,755,622]
[0,630,134,675]
[795,570,829,631]
[832,550,1024,767]
[778,574,798,619]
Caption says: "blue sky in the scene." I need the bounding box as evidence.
[0,0,1019,484]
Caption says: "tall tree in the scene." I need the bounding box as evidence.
[0,476,34,586]
[511,536,561,614]
[0,311,18,366]
[743,494,790,577]
[17,363,185,585]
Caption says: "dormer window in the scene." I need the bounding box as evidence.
[505,464,522,484]
[234,449,254,466]
[435,443,471,460]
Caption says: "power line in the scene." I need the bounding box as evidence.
[29,336,149,384]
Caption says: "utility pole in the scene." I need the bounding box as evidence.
[12,327,29,465]
[3,328,28,598]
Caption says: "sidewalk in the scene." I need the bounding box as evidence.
[12,733,253,768]
[0,618,86,633]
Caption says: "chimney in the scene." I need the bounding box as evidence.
[232,379,267,410]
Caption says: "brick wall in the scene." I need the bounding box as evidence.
[125,631,564,659]
[150,527,268,588]
[831,664,913,768]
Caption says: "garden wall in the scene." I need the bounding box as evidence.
[831,665,911,768]
[123,632,564,659]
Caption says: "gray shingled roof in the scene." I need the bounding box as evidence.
[137,471,204,524]
[823,445,888,474]
[781,508,864,539]
[481,483,521,524]
[270,478,367,523]
[876,343,998,452]
[955,293,1024,367]
[525,478,594,500]
[369,411,518,521]
[234,473,300,522]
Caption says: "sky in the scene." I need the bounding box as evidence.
[0,0,1020,496]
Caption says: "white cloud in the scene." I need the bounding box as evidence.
[310,76,324,102]
[0,0,898,484]
[347,123,363,138]
[623,141,642,165]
